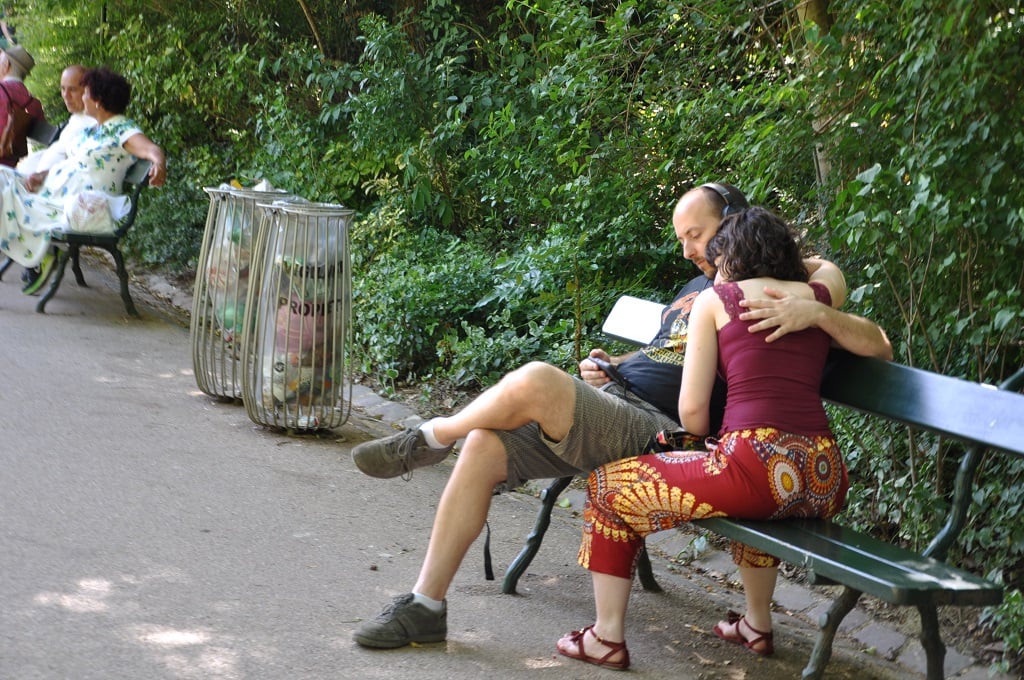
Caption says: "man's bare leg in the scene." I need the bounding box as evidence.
[412,429,510,600]
[353,368,580,647]
[429,361,578,446]
[413,363,581,598]
[352,361,579,479]
[353,431,512,648]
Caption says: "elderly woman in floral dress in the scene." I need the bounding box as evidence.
[0,66,166,294]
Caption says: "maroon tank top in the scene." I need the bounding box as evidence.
[714,281,833,435]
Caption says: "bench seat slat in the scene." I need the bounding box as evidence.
[694,517,1003,607]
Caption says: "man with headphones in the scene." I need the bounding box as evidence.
[350,183,893,650]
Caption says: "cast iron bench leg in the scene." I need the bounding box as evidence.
[802,585,861,680]
[635,545,661,592]
[70,246,87,286]
[109,246,140,317]
[502,476,574,594]
[918,602,946,680]
[502,476,661,594]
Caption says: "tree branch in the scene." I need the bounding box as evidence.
[296,0,326,56]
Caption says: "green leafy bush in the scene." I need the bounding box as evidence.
[982,589,1024,673]
[351,215,494,381]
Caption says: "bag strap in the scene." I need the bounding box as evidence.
[0,81,35,110]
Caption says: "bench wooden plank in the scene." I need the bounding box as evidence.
[695,517,1003,607]
[821,353,1024,457]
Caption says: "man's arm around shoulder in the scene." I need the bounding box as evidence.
[741,258,894,360]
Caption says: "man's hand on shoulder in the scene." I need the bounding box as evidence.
[739,286,823,343]
[740,285,893,360]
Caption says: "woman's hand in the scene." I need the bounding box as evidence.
[147,161,166,187]
[123,132,166,187]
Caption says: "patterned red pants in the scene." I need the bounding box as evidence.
[578,427,848,578]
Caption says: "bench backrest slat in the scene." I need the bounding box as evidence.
[27,118,59,146]
[821,352,1024,458]
[111,158,152,238]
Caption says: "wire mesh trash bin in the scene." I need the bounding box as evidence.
[190,185,296,400]
[241,201,354,431]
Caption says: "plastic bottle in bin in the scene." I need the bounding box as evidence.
[205,238,249,345]
[269,298,333,406]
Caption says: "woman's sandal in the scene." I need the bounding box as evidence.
[712,610,775,656]
[556,625,631,670]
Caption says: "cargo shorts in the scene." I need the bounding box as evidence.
[496,378,679,489]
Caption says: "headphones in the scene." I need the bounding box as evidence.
[700,182,750,218]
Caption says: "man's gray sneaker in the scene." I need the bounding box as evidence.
[351,428,453,479]
[353,593,447,648]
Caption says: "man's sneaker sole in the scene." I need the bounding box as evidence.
[352,630,447,648]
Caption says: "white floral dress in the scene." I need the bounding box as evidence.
[0,115,142,267]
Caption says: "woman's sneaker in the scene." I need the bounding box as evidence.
[351,428,453,479]
[353,593,447,648]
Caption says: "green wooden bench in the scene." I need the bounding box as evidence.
[502,296,1024,680]
[0,158,153,317]
[38,158,153,317]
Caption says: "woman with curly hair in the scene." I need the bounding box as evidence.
[556,207,868,670]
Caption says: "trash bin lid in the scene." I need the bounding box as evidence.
[273,202,355,217]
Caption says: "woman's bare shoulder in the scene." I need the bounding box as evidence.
[735,278,814,300]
